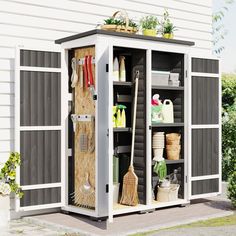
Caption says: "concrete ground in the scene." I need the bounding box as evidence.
[1,184,235,236]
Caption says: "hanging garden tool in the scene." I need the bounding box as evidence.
[71,57,78,88]
[83,55,96,99]
[120,71,139,206]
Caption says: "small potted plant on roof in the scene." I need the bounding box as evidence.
[0,152,23,226]
[140,15,159,37]
[161,9,176,39]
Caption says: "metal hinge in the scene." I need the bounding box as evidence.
[107,128,109,137]
[186,70,188,78]
[106,64,109,72]
[185,176,188,183]
[106,184,109,193]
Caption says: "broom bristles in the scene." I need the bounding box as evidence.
[120,166,139,206]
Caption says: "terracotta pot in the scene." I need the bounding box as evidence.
[163,33,174,39]
[0,195,10,226]
[143,29,157,37]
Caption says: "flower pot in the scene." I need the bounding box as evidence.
[0,195,10,226]
[153,148,164,158]
[163,33,174,39]
[143,29,157,37]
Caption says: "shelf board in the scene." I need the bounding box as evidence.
[152,123,184,127]
[152,85,184,90]
[152,159,184,165]
[166,159,184,164]
[113,127,132,132]
[113,81,132,87]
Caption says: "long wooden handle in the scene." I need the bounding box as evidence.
[130,71,139,166]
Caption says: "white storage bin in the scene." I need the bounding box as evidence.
[152,71,170,86]
[169,73,179,81]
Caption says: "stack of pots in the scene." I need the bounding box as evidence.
[153,132,165,159]
[166,133,181,160]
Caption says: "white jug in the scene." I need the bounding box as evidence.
[162,99,174,123]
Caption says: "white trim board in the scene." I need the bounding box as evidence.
[21,182,62,190]
[19,66,61,73]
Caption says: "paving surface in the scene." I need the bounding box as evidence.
[151,225,236,236]
[1,185,235,236]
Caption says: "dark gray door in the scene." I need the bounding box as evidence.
[189,57,220,199]
[16,48,62,210]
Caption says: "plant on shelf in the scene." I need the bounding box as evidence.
[140,15,159,36]
[161,9,176,39]
[0,152,23,198]
[101,11,138,34]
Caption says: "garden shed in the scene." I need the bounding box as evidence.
[0,0,220,223]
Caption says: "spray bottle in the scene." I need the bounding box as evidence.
[116,105,127,128]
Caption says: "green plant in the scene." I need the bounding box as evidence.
[140,15,159,30]
[228,170,236,207]
[0,152,23,198]
[213,0,234,54]
[104,17,123,25]
[128,19,138,28]
[161,9,176,34]
[222,73,236,181]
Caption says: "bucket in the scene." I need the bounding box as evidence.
[157,184,180,202]
[113,183,120,204]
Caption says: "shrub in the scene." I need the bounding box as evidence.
[222,73,236,181]
[228,170,236,208]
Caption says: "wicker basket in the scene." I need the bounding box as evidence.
[101,11,138,34]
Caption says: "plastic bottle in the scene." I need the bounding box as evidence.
[113,57,119,81]
[119,56,126,82]
[116,105,127,127]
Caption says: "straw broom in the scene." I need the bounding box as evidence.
[120,71,139,206]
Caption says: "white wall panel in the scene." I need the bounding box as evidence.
[0,105,14,117]
[0,118,14,129]
[0,82,14,94]
[0,140,14,152]
[0,129,14,140]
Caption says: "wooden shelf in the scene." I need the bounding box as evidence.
[152,85,184,90]
[166,159,184,164]
[113,81,132,87]
[152,123,184,127]
[113,127,132,132]
[152,159,184,165]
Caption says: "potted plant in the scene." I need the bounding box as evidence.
[140,15,159,36]
[0,152,23,226]
[161,9,176,39]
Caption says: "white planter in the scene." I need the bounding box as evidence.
[0,195,10,226]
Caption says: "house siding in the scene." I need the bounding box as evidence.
[0,0,213,163]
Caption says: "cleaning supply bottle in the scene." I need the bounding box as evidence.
[116,106,121,127]
[113,57,119,81]
[116,105,127,127]
[119,56,126,82]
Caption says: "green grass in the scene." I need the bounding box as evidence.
[130,214,236,236]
